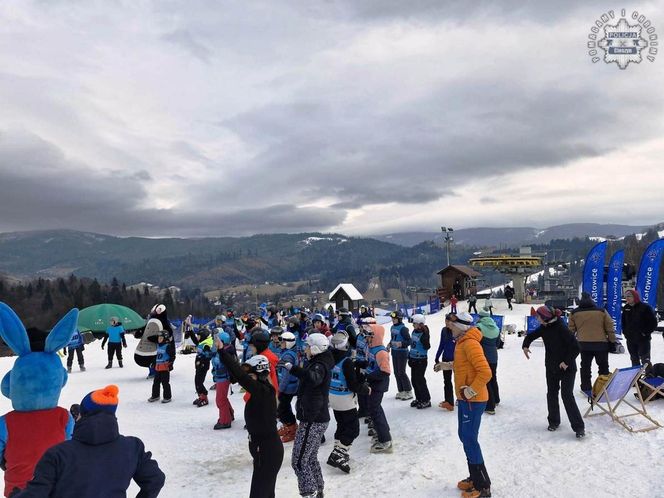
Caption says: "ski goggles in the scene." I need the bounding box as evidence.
[445,313,473,326]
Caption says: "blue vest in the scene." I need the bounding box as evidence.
[409,330,428,359]
[367,345,387,375]
[330,358,351,396]
[67,330,83,349]
[156,343,171,366]
[211,354,230,382]
[223,319,237,343]
[269,342,282,356]
[278,348,299,394]
[355,333,368,362]
[390,323,408,352]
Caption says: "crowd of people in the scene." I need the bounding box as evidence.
[1,286,660,498]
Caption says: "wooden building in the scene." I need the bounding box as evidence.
[329,283,363,314]
[436,265,481,301]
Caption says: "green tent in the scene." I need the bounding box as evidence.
[78,304,146,333]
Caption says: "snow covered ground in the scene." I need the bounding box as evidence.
[3,302,664,497]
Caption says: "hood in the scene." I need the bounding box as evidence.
[626,288,641,303]
[456,327,483,345]
[73,411,120,446]
[369,324,386,346]
[477,318,500,339]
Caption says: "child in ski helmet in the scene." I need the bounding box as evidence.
[211,331,235,429]
[277,331,300,443]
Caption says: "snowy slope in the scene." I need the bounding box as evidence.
[2,303,664,497]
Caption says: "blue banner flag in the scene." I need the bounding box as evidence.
[606,250,624,335]
[636,238,664,307]
[429,297,441,314]
[582,241,608,305]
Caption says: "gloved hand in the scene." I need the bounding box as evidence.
[460,385,477,401]
[441,361,454,371]
[433,362,444,372]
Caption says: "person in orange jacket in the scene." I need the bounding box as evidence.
[448,311,492,498]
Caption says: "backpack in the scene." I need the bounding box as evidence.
[592,374,612,399]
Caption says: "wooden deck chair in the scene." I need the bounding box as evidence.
[638,375,664,403]
[584,365,661,433]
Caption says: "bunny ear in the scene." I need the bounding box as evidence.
[0,302,31,356]
[45,308,79,353]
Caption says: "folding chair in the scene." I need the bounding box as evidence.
[638,375,664,403]
[584,365,661,433]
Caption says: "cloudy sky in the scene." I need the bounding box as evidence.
[1,1,663,237]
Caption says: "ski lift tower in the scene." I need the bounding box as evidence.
[468,247,543,303]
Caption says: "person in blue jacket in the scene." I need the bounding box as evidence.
[434,319,457,411]
[102,317,127,369]
[269,326,283,355]
[408,314,431,409]
[16,385,164,498]
[211,332,235,429]
[387,311,412,401]
[148,331,175,403]
[355,318,372,419]
[477,310,500,414]
[277,331,299,443]
[66,328,86,373]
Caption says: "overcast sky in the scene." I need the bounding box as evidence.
[1,1,663,237]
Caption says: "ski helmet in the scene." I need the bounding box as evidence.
[306,333,330,356]
[280,331,296,348]
[244,355,270,375]
[330,331,349,351]
[217,330,231,345]
[411,314,425,325]
[390,310,403,320]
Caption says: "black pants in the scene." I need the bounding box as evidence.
[506,298,513,310]
[545,367,584,432]
[357,393,368,418]
[409,358,430,402]
[443,369,454,404]
[333,408,359,446]
[468,303,478,314]
[277,392,296,425]
[579,350,609,391]
[194,361,210,395]
[485,363,499,411]
[107,343,123,363]
[249,434,284,498]
[152,370,172,400]
[368,390,390,443]
[392,352,411,392]
[66,346,84,367]
[626,338,651,367]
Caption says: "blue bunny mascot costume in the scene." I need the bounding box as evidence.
[0,303,77,497]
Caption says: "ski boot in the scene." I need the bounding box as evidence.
[280,423,298,443]
[326,443,351,474]
[370,440,393,453]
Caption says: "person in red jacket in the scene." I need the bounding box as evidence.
[450,295,459,314]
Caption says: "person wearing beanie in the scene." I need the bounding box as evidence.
[282,334,334,497]
[622,289,658,367]
[17,385,164,498]
[568,292,617,396]
[448,311,493,498]
[218,353,284,498]
[477,310,500,414]
[522,306,585,439]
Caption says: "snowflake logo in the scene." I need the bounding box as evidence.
[590,252,602,263]
[598,17,648,69]
[647,248,659,261]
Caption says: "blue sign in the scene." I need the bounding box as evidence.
[429,297,441,314]
[582,241,608,305]
[636,239,664,307]
[606,250,624,335]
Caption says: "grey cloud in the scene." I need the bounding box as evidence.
[0,131,344,237]
[161,29,212,63]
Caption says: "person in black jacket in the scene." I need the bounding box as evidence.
[16,385,164,498]
[281,334,334,498]
[326,330,371,474]
[332,308,358,348]
[522,306,585,438]
[622,289,658,367]
[219,352,283,498]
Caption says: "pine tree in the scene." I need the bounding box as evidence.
[41,289,54,311]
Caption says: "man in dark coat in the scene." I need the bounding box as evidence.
[16,385,165,498]
[622,289,658,367]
